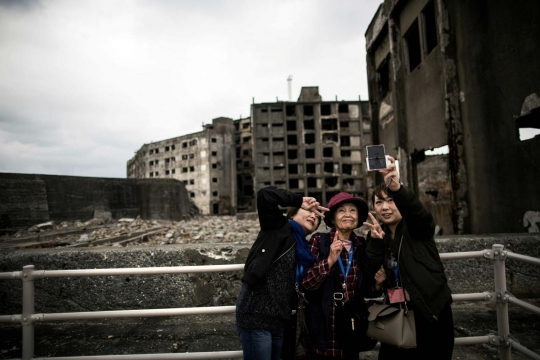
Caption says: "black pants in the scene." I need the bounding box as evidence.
[378,299,454,360]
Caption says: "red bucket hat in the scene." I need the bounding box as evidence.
[324,192,369,228]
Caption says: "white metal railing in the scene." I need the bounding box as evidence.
[0,244,539,359]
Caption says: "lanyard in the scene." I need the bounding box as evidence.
[295,265,304,285]
[337,244,354,290]
[394,264,400,286]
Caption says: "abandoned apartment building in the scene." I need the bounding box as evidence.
[365,0,540,234]
[127,87,372,215]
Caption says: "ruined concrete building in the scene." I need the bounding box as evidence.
[365,0,540,234]
[251,87,372,206]
[234,117,255,212]
[127,117,236,215]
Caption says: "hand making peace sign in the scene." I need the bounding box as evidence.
[363,212,386,240]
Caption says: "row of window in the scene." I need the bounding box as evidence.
[257,119,351,132]
[260,104,351,116]
[147,138,212,155]
[188,191,219,198]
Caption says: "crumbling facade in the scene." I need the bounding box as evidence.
[127,117,236,215]
[234,117,255,212]
[250,87,371,205]
[365,0,540,234]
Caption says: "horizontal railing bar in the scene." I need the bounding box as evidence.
[439,250,487,260]
[43,264,244,278]
[452,292,494,302]
[34,306,236,321]
[511,341,540,360]
[0,314,21,323]
[454,335,491,345]
[32,350,244,360]
[506,251,540,266]
[507,296,540,316]
[0,271,22,280]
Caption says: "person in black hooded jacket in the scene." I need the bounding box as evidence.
[236,186,328,360]
[363,156,454,360]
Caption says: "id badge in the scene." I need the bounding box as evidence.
[388,288,405,303]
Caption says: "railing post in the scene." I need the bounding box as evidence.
[22,265,35,360]
[493,244,511,360]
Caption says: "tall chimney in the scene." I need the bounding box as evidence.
[287,75,293,101]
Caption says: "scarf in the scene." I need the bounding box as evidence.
[288,219,317,281]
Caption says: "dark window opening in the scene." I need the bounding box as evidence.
[423,1,438,54]
[263,181,271,185]
[286,105,296,116]
[322,118,338,130]
[343,178,355,186]
[149,149,154,154]
[242,123,250,129]
[149,161,154,166]
[155,149,159,153]
[165,146,170,151]
[286,120,297,131]
[149,172,153,177]
[182,155,188,160]
[338,104,349,113]
[271,107,282,112]
[189,154,194,159]
[236,148,241,158]
[234,123,239,131]
[171,145,175,150]
[211,138,217,143]
[165,158,170,164]
[243,149,250,156]
[340,136,350,146]
[189,166,195,172]
[212,163,217,169]
[305,149,315,159]
[182,180,188,185]
[213,191,218,196]
[172,169,175,174]
[189,179,195,185]
[323,133,338,143]
[340,121,350,128]
[189,139,197,146]
[342,164,352,175]
[244,185,254,196]
[243,136,251,143]
[244,161,250,168]
[262,138,269,142]
[378,58,390,99]
[261,108,268,113]
[304,105,314,116]
[213,203,219,214]
[304,133,316,144]
[288,164,298,174]
[155,171,159,176]
[304,119,315,130]
[341,150,351,157]
[182,167,188,173]
[182,142,188,148]
[324,162,334,173]
[405,19,422,72]
[155,160,159,165]
[326,191,338,202]
[212,178,218,183]
[306,164,316,173]
[287,134,298,145]
[190,192,195,198]
[321,104,331,116]
[289,179,299,189]
[261,123,268,127]
[212,151,217,156]
[307,177,317,188]
[288,149,298,159]
[323,147,333,157]
[325,177,338,187]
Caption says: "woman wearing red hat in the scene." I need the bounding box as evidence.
[300,192,386,359]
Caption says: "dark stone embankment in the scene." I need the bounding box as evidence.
[0,233,539,359]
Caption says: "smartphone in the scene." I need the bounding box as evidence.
[366,145,390,171]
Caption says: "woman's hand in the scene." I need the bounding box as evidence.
[378,155,401,192]
[363,212,385,240]
[374,265,386,291]
[327,231,343,267]
[301,197,330,218]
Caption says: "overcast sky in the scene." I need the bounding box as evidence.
[0,0,383,178]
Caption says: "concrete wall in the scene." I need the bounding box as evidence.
[0,173,191,230]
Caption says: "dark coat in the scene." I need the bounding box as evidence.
[369,185,452,322]
[236,186,303,329]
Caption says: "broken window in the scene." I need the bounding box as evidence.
[189,166,195,172]
[243,136,251,143]
[182,154,188,160]
[149,172,153,177]
[304,105,314,116]
[165,146,170,152]
[190,192,195,198]
[155,171,159,176]
[244,161,250,168]
[149,161,154,166]
[211,138,217,143]
[165,158,170,164]
[305,149,315,158]
[340,136,351,146]
[286,105,296,116]
[182,142,188,148]
[323,147,333,158]
[342,164,352,175]
[171,145,175,150]
[324,162,334,173]
[149,149,154,155]
[155,160,159,165]
[189,179,194,185]
[343,178,355,186]
[288,164,298,174]
[341,150,351,157]
[212,178,218,183]
[288,149,298,159]
[304,119,315,130]
[182,167,188,173]
[340,121,350,128]
[307,177,317,188]
[304,133,315,144]
[325,177,338,187]
[171,157,176,162]
[172,169,176,174]
[236,147,241,158]
[212,163,217,169]
[271,107,282,112]
[405,19,422,72]
[213,191,218,196]
[242,123,250,129]
[155,148,159,154]
[189,154,194,159]
[165,170,170,175]
[243,149,250,156]
[322,118,338,130]
[212,151,217,156]
[244,184,254,195]
[306,164,316,173]
[287,120,297,131]
[261,108,268,113]
[378,57,390,99]
[321,104,331,116]
[338,104,349,113]
[323,133,338,143]
[289,179,299,189]
[182,180,188,185]
[423,1,438,54]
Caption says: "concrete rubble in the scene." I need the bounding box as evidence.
[0,215,261,250]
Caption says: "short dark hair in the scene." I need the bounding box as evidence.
[287,207,321,228]
[372,183,390,205]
